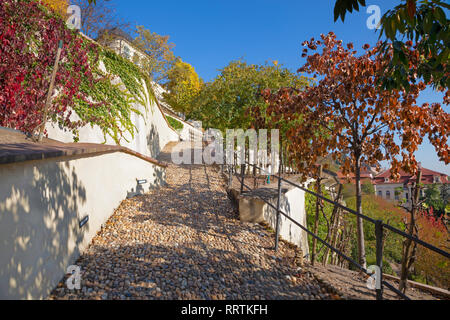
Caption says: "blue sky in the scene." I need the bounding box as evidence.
[110,0,449,174]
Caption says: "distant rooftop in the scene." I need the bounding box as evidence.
[373,167,449,185]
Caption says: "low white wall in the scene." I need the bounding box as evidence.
[0,152,165,300]
[263,187,309,255]
[177,120,203,142]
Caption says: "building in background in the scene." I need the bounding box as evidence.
[373,165,449,204]
[97,28,147,68]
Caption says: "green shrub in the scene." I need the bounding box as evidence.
[342,183,355,200]
[167,115,184,131]
[362,180,375,195]
[345,195,405,274]
[306,185,406,276]
[305,185,335,262]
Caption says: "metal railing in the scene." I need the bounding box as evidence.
[225,162,450,300]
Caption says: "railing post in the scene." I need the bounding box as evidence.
[375,220,384,300]
[240,163,246,194]
[311,165,323,265]
[253,162,257,189]
[274,174,282,252]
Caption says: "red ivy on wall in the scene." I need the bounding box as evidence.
[0,0,98,136]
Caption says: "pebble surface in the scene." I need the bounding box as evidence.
[49,155,339,300]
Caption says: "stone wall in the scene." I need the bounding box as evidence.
[0,151,165,299]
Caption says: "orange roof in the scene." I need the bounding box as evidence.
[373,167,449,185]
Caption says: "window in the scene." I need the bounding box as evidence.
[384,177,389,183]
[386,190,391,200]
[378,191,382,197]
[405,193,409,202]
[395,193,399,200]
[434,176,440,183]
[122,45,131,60]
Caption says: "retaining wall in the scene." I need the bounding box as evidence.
[0,148,165,299]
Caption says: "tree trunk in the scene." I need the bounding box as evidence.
[38,40,63,141]
[311,165,323,265]
[323,184,343,265]
[399,170,422,293]
[355,155,367,270]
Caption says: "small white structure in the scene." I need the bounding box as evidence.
[239,182,309,255]
[97,28,148,68]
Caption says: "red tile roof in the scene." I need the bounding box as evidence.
[336,166,448,185]
[373,167,449,185]
[337,168,375,184]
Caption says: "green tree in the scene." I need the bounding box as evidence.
[422,183,449,216]
[132,25,176,84]
[163,58,202,114]
[361,180,375,195]
[191,60,312,132]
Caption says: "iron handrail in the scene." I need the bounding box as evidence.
[236,175,369,271]
[244,162,450,259]
[229,162,450,300]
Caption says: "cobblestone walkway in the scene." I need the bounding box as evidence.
[49,147,336,300]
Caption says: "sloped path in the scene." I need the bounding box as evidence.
[49,144,335,300]
[48,142,444,300]
[309,264,443,300]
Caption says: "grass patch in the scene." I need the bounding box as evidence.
[167,115,184,131]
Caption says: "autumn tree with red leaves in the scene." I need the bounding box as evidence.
[261,32,449,269]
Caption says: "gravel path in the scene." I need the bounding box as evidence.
[49,145,337,300]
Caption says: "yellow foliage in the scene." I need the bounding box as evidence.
[164,58,202,113]
[40,0,69,17]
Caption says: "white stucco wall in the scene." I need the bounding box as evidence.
[263,187,309,255]
[45,68,180,159]
[374,183,412,203]
[103,38,147,68]
[240,185,309,255]
[176,119,203,142]
[0,152,166,300]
